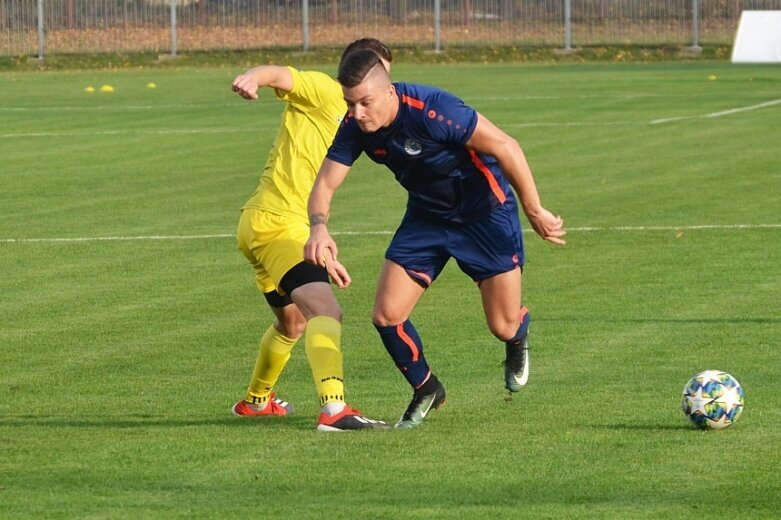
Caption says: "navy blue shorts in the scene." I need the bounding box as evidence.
[385,201,524,286]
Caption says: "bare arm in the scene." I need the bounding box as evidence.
[304,159,353,286]
[231,65,295,100]
[466,113,566,245]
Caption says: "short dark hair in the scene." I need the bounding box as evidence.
[340,38,393,66]
[337,49,383,88]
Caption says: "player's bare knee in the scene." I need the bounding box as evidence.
[487,319,520,342]
[302,309,342,324]
[309,305,343,323]
[372,308,404,327]
[371,313,391,327]
[329,309,344,323]
[279,315,307,339]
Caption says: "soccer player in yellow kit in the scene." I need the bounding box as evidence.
[231,40,392,431]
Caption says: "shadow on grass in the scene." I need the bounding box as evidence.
[3,415,701,432]
[536,317,780,324]
[587,422,696,432]
[0,414,317,430]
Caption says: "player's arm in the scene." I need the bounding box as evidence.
[231,65,294,100]
[304,158,353,286]
[466,112,566,245]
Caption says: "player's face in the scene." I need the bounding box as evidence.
[343,81,396,133]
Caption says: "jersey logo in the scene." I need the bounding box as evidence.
[373,148,388,156]
[403,138,422,156]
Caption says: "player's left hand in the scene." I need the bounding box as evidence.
[324,257,352,289]
[305,224,351,287]
[529,207,566,245]
[232,74,260,100]
[304,224,339,267]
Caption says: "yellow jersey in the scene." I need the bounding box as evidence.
[242,67,346,221]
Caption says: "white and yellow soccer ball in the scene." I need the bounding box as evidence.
[682,370,744,430]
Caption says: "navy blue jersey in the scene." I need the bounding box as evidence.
[327,82,515,224]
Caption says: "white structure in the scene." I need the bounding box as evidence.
[732,11,781,63]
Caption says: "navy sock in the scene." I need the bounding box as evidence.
[374,320,431,388]
[506,307,531,347]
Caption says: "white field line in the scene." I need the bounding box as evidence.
[2,224,779,244]
[8,91,780,111]
[0,121,641,139]
[4,97,780,138]
[566,224,781,231]
[0,95,662,112]
[0,128,270,138]
[0,231,390,244]
[0,103,240,111]
[650,98,781,124]
[4,92,780,113]
[503,121,638,127]
[471,94,661,101]
[0,234,236,244]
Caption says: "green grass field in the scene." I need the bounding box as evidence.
[2,61,780,518]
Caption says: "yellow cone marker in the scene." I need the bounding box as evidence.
[708,75,717,81]
[99,84,115,93]
[147,82,157,89]
[84,86,95,93]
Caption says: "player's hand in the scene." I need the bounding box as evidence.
[305,225,350,288]
[528,207,566,245]
[304,224,339,268]
[231,74,259,100]
[324,257,352,289]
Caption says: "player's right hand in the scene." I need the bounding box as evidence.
[232,74,259,100]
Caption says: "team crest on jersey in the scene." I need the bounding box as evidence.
[404,138,422,156]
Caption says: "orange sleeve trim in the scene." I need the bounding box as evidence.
[469,150,507,204]
[401,94,425,110]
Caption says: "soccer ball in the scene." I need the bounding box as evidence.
[681,370,744,430]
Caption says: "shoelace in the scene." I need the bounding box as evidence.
[267,399,286,413]
[505,344,527,372]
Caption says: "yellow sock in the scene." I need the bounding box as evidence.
[245,325,297,405]
[305,316,345,406]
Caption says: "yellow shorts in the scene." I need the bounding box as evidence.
[237,208,310,295]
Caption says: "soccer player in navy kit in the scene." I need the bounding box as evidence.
[305,49,566,429]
